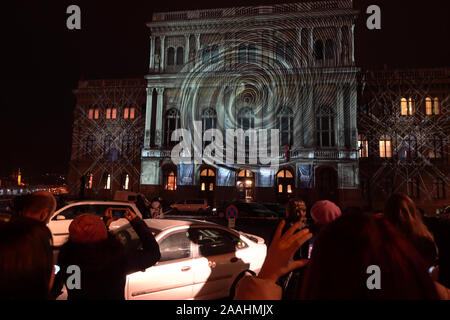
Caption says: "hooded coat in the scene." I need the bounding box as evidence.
[52,217,160,300]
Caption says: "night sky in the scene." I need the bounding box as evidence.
[1,0,448,183]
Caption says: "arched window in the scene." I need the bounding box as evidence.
[433,178,445,199]
[425,97,433,115]
[379,135,392,158]
[200,168,215,192]
[429,135,443,159]
[211,45,219,64]
[276,169,294,194]
[238,107,255,130]
[165,108,181,147]
[88,106,94,119]
[121,135,133,158]
[407,177,419,199]
[316,105,335,147]
[401,97,414,115]
[433,97,440,115]
[358,134,368,158]
[278,107,294,147]
[201,108,217,142]
[104,173,111,190]
[325,39,334,59]
[85,135,95,156]
[94,105,100,119]
[104,135,113,156]
[237,170,254,200]
[176,47,184,65]
[163,169,177,191]
[122,173,130,190]
[106,107,117,119]
[167,47,175,66]
[248,44,256,63]
[314,40,323,60]
[238,44,246,63]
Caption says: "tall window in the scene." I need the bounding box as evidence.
[314,40,323,60]
[104,135,113,156]
[238,107,255,130]
[106,107,117,119]
[403,135,417,159]
[176,47,184,65]
[433,178,445,199]
[275,41,294,62]
[203,46,211,64]
[200,168,215,192]
[165,108,181,147]
[104,174,111,190]
[164,169,177,191]
[238,44,247,63]
[85,135,95,156]
[278,107,294,147]
[124,106,136,119]
[316,105,335,147]
[429,135,443,159]
[86,173,93,189]
[202,108,217,148]
[276,169,294,194]
[401,97,414,115]
[325,39,334,59]
[407,177,419,199]
[426,97,433,115]
[248,44,256,63]
[167,47,175,66]
[358,134,368,158]
[379,135,392,158]
[211,45,219,64]
[122,174,130,190]
[122,135,133,158]
[433,97,440,115]
[88,106,94,119]
[92,105,99,119]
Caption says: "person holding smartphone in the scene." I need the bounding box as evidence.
[149,198,164,219]
[51,208,160,300]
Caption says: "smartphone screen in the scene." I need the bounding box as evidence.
[112,209,125,219]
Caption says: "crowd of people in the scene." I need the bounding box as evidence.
[0,189,448,300]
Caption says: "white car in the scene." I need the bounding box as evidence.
[48,201,143,247]
[114,219,266,300]
[170,199,211,214]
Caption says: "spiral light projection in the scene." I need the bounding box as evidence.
[172,14,353,172]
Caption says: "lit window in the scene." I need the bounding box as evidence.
[278,184,283,193]
[209,183,214,191]
[201,183,205,191]
[111,107,117,119]
[105,174,111,190]
[106,108,111,119]
[401,97,414,115]
[434,97,440,115]
[277,169,294,194]
[164,170,177,191]
[87,173,93,189]
[123,174,130,190]
[124,107,129,119]
[94,108,99,119]
[287,185,292,193]
[88,108,94,119]
[379,135,392,158]
[130,107,135,119]
[428,136,443,159]
[426,97,432,115]
[358,134,368,158]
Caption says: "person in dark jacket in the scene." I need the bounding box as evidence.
[51,208,160,300]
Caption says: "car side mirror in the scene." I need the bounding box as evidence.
[56,215,66,220]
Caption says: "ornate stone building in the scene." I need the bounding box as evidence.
[140,0,361,206]
[358,68,449,214]
[67,79,146,199]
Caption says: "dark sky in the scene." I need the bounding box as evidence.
[1,0,449,181]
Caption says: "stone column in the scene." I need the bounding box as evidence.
[184,35,190,64]
[160,36,166,72]
[144,87,154,148]
[155,88,165,147]
[149,36,155,70]
[195,33,201,66]
[337,27,342,66]
[303,84,314,148]
[336,84,345,148]
[309,27,314,67]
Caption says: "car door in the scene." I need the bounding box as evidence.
[126,230,195,300]
[189,227,249,300]
[49,204,92,246]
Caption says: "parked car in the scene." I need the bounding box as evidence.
[214,201,278,218]
[261,202,286,217]
[48,201,143,247]
[170,199,211,215]
[113,219,266,300]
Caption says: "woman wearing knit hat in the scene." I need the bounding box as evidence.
[51,209,160,299]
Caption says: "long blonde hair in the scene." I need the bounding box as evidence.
[384,193,434,242]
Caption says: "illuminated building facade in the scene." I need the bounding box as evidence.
[140,0,361,206]
[67,79,146,199]
[358,68,449,214]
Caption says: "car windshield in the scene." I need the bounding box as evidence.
[112,224,161,249]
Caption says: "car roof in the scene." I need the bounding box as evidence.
[142,218,220,232]
[63,200,135,206]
